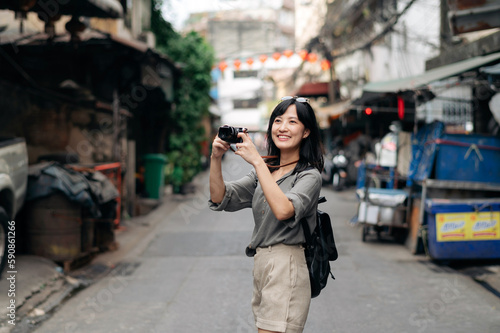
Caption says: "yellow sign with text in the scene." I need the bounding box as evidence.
[436,211,500,242]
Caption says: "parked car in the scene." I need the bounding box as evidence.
[0,137,28,277]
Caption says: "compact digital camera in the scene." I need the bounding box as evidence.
[218,125,247,143]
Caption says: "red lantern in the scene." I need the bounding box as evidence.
[246,58,254,66]
[299,50,308,61]
[307,53,318,63]
[259,54,268,63]
[233,59,241,70]
[397,96,405,120]
[321,59,331,71]
[283,50,294,58]
[218,60,228,72]
[272,52,281,61]
[364,107,373,115]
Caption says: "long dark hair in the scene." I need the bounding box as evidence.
[265,98,324,173]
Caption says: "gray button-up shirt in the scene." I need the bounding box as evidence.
[209,168,322,249]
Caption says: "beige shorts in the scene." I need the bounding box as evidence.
[252,243,311,333]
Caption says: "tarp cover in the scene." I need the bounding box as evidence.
[407,121,445,185]
[27,162,119,218]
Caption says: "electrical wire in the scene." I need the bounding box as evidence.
[328,0,419,60]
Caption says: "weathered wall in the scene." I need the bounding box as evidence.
[0,80,125,165]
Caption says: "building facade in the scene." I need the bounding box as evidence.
[0,0,179,216]
[186,0,298,131]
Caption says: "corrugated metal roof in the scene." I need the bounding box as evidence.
[0,0,123,18]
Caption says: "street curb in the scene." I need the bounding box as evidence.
[0,256,63,331]
[9,276,82,332]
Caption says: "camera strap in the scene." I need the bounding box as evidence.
[229,148,298,169]
[261,155,299,168]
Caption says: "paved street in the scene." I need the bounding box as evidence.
[33,154,500,333]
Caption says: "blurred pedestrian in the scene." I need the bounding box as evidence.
[208,96,324,333]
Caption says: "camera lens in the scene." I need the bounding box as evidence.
[218,125,246,143]
[218,125,238,143]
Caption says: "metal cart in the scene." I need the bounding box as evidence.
[357,185,409,242]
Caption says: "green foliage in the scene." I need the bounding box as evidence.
[151,0,215,185]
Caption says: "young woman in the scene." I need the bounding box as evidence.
[209,96,324,333]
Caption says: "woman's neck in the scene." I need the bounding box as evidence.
[279,149,300,165]
[276,150,300,173]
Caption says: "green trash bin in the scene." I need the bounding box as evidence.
[143,154,167,199]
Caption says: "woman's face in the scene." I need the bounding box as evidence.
[271,104,310,153]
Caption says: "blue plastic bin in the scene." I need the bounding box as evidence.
[434,134,500,183]
[425,199,500,260]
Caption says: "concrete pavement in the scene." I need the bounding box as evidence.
[0,177,193,332]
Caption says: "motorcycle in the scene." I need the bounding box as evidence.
[331,150,349,191]
[321,153,334,185]
[321,150,350,191]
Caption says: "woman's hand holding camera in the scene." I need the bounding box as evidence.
[211,128,262,167]
[211,136,230,159]
[234,132,262,167]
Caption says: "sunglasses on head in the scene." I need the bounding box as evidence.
[280,96,310,103]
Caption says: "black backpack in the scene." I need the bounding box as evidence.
[301,196,338,298]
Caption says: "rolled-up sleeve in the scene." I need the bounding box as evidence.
[208,171,257,212]
[284,170,322,228]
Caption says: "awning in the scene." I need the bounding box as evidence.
[0,30,180,106]
[3,30,179,73]
[0,0,123,18]
[315,100,351,128]
[295,82,329,97]
[481,63,500,75]
[363,52,500,93]
[9,30,147,52]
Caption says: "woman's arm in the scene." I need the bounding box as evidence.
[209,155,225,204]
[254,161,295,221]
[234,133,295,221]
[209,136,230,203]
[283,170,322,228]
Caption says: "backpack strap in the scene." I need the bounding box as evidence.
[292,167,321,242]
[300,217,313,245]
[293,166,321,245]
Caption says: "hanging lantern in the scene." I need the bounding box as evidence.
[321,59,331,71]
[299,50,308,61]
[272,52,281,61]
[397,96,405,120]
[218,60,228,72]
[283,50,294,58]
[259,54,268,63]
[246,58,254,66]
[233,59,241,70]
[17,0,37,11]
[307,53,318,63]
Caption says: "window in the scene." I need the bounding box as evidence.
[234,70,259,78]
[233,98,260,109]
